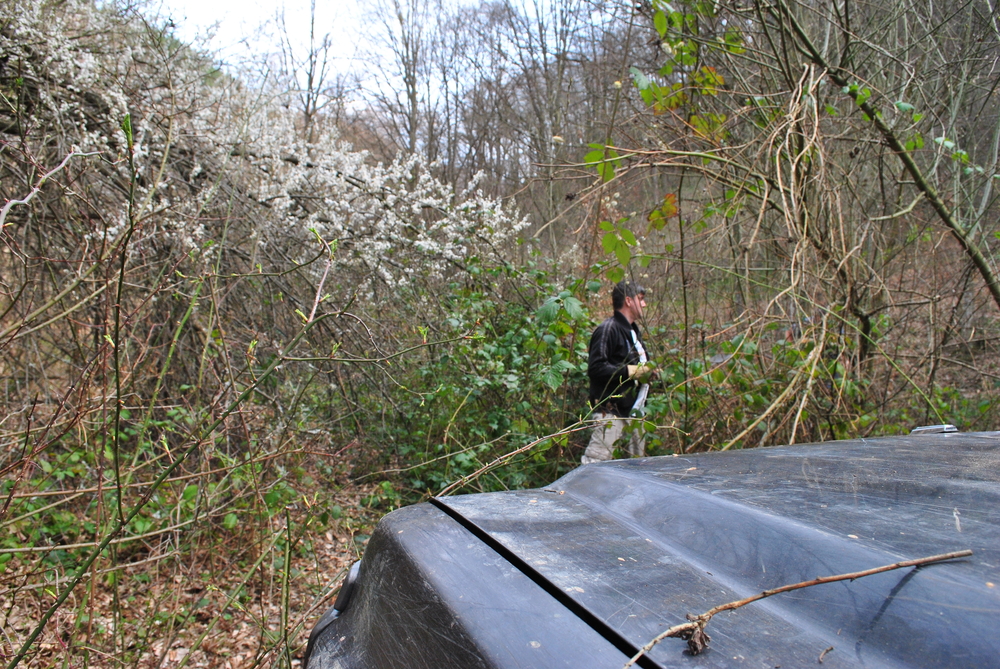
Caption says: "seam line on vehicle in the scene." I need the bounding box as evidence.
[429,497,664,669]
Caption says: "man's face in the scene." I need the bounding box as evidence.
[625,293,647,321]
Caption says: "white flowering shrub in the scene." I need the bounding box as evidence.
[229,118,527,291]
[0,0,536,481]
[0,0,527,387]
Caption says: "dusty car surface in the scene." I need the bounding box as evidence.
[304,431,1000,668]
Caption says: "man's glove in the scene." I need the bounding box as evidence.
[627,362,658,382]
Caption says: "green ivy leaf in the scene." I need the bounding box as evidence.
[894,100,914,113]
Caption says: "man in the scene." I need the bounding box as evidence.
[581,280,656,464]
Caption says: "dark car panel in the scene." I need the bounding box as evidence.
[306,433,1000,668]
[306,503,634,669]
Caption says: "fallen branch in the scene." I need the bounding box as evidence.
[623,549,973,667]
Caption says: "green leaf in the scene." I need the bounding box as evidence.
[894,101,914,113]
[563,297,585,320]
[586,280,602,293]
[542,367,563,391]
[653,10,668,37]
[825,104,838,116]
[583,149,605,164]
[601,232,618,254]
[630,66,650,90]
[723,26,745,54]
[597,162,615,182]
[120,113,133,150]
[223,513,238,530]
[599,220,615,232]
[606,147,622,168]
[614,243,631,267]
[182,484,198,501]
[537,298,559,323]
[619,227,637,246]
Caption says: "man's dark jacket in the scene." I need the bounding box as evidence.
[588,311,644,417]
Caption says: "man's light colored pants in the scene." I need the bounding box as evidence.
[581,412,646,464]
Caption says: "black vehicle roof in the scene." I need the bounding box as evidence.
[438,432,1000,668]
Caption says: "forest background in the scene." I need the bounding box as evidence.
[2,0,999,666]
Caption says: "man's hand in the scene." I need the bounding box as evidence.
[628,362,658,383]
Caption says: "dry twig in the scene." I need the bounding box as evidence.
[623,549,972,667]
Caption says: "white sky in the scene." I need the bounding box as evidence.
[152,0,367,73]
